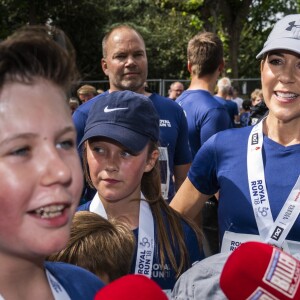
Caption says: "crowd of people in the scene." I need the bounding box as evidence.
[1,12,300,300]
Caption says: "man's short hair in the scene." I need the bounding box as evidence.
[169,81,184,90]
[102,24,145,58]
[217,77,232,94]
[77,84,97,96]
[187,31,223,77]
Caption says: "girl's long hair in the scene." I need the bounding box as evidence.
[83,140,203,278]
[141,141,202,277]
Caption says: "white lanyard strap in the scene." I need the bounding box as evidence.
[247,120,300,248]
[90,193,108,219]
[265,176,300,247]
[158,146,170,200]
[0,270,71,300]
[46,269,71,300]
[90,193,155,278]
[247,119,273,239]
[134,200,155,278]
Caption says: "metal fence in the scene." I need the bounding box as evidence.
[77,78,262,99]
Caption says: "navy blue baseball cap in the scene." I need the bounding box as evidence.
[79,90,159,153]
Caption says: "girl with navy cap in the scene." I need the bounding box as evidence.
[77,90,204,295]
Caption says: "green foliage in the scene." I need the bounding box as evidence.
[238,0,299,78]
[0,0,300,81]
[102,0,200,79]
[46,0,109,80]
[0,0,110,80]
[185,0,204,10]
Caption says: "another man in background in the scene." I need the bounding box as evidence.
[231,86,244,114]
[73,25,192,202]
[176,31,232,256]
[214,77,239,127]
[176,32,232,158]
[168,81,184,100]
[77,84,97,103]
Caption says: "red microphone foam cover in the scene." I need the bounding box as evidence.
[220,241,300,300]
[94,274,168,300]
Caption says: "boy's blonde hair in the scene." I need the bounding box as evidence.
[48,211,135,283]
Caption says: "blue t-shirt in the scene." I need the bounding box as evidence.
[45,261,105,299]
[240,111,250,127]
[73,91,192,201]
[214,95,239,127]
[77,202,204,291]
[176,90,232,158]
[149,93,192,200]
[188,126,300,246]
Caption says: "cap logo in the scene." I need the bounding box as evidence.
[104,106,128,113]
[286,21,300,31]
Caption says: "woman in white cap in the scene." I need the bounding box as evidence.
[77,90,204,295]
[170,14,300,257]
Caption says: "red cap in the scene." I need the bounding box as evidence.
[220,241,300,300]
[94,274,168,300]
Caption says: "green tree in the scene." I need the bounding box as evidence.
[0,0,109,81]
[102,0,199,79]
[47,0,109,80]
[158,0,299,79]
[1,0,299,82]
[240,0,299,78]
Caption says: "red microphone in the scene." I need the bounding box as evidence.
[220,241,300,300]
[95,274,168,300]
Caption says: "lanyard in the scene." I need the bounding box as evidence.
[247,119,300,249]
[90,193,108,218]
[90,193,155,278]
[158,146,170,200]
[46,269,71,300]
[0,270,70,300]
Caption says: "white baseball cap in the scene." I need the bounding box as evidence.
[256,14,300,59]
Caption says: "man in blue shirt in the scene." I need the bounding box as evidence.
[176,32,232,159]
[214,77,239,127]
[73,25,192,202]
[176,32,232,255]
